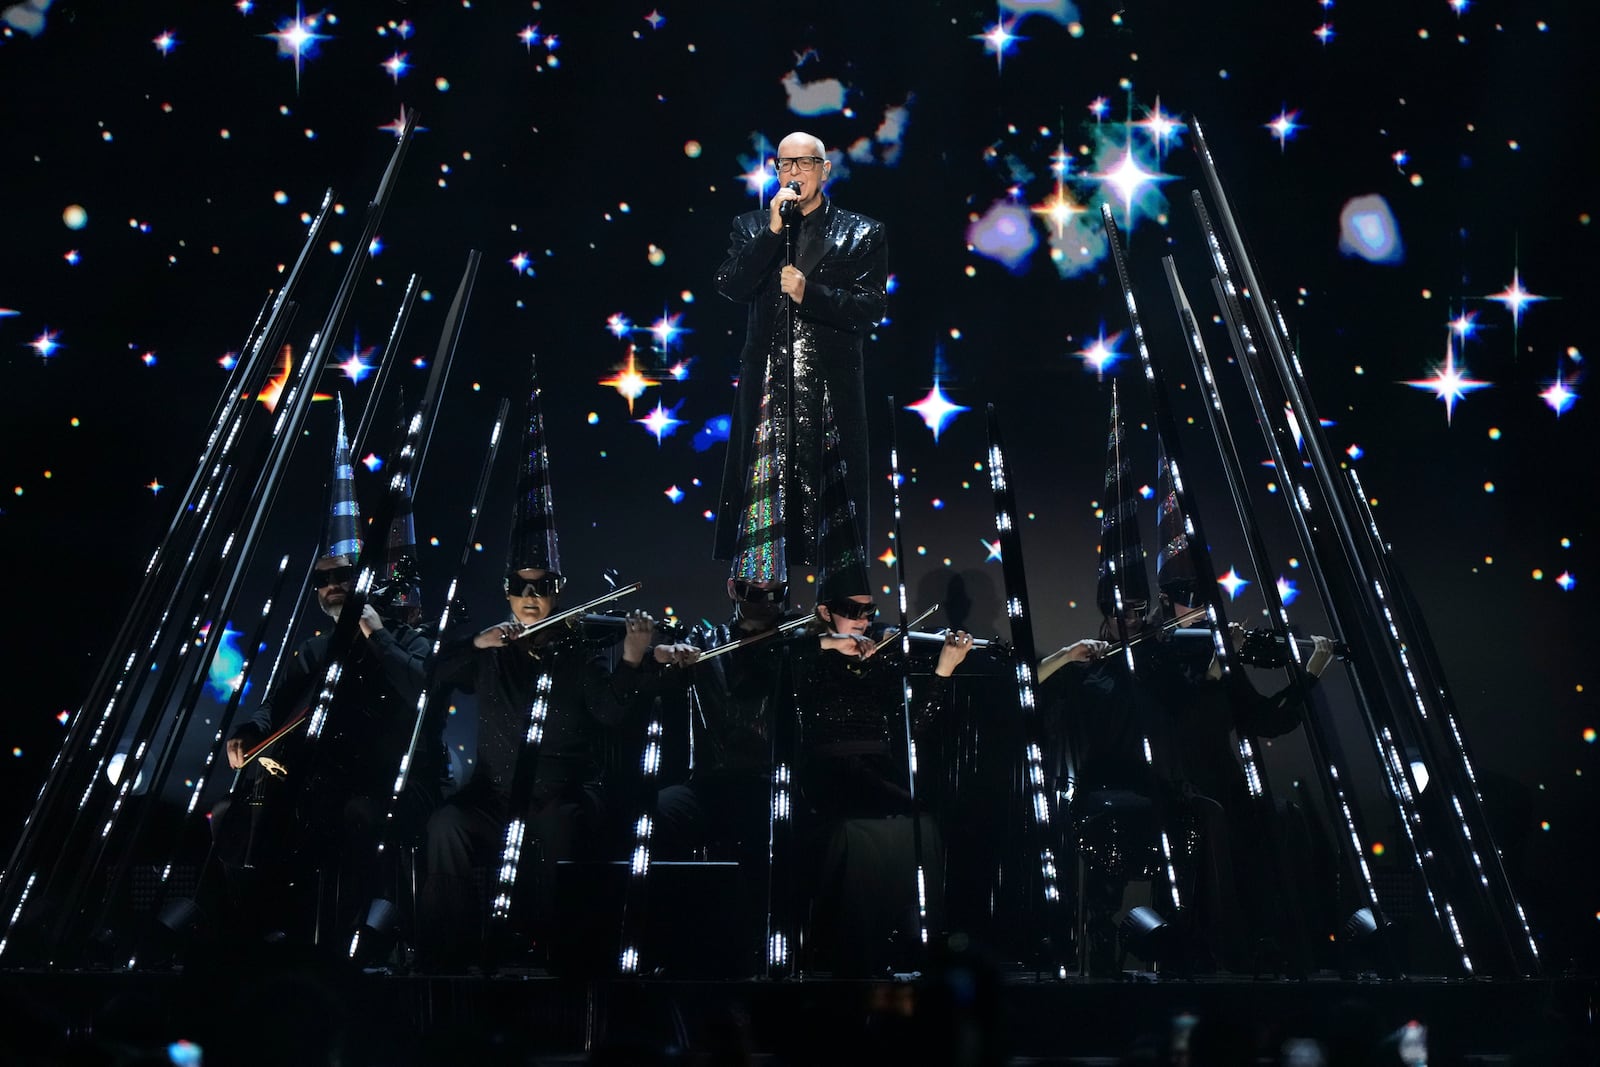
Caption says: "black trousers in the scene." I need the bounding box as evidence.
[416,778,602,965]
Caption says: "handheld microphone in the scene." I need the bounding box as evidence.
[779,180,802,220]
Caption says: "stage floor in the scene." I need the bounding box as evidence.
[2,964,1595,1065]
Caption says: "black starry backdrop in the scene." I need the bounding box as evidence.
[1,1,1595,964]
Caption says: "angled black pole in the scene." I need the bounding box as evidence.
[377,398,511,841]
[1164,257,1381,882]
[1189,118,1528,972]
[1346,465,1542,973]
[887,399,931,961]
[196,274,429,790]
[44,112,421,957]
[1106,206,1334,974]
[0,191,331,950]
[127,552,297,968]
[407,260,479,499]
[1190,179,1467,973]
[1099,378,1189,929]
[295,251,475,812]
[983,404,1068,971]
[482,359,561,952]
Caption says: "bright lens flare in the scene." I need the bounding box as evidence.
[906,380,969,442]
[1403,336,1491,425]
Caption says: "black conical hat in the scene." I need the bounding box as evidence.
[1155,439,1198,609]
[506,355,561,577]
[1096,382,1150,616]
[729,357,788,584]
[323,394,362,562]
[813,385,872,603]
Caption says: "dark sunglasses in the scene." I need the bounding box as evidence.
[826,599,879,621]
[732,580,789,604]
[506,572,565,598]
[311,565,356,589]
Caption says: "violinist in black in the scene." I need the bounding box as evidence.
[1040,602,1337,973]
[214,553,441,936]
[415,567,676,967]
[654,577,802,860]
[796,591,974,974]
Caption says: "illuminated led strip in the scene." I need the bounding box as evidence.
[618,719,664,974]
[1348,469,1540,965]
[1193,199,1395,918]
[889,435,930,948]
[986,428,1061,907]
[6,228,326,897]
[386,405,512,839]
[490,671,552,922]
[768,761,795,971]
[0,872,37,958]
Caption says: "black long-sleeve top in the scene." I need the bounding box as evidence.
[677,612,809,776]
[432,629,650,799]
[1044,642,1311,804]
[230,622,437,795]
[713,198,887,565]
[792,633,953,818]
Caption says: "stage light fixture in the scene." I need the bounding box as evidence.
[139,897,202,967]
[1337,906,1398,978]
[347,898,401,967]
[1119,905,1173,965]
[1342,906,1380,941]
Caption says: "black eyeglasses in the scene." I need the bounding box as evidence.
[733,580,789,604]
[826,599,879,621]
[774,155,825,174]
[311,566,356,589]
[506,572,565,598]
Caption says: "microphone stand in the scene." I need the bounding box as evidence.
[780,184,799,555]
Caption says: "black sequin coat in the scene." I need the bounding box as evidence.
[713,198,888,564]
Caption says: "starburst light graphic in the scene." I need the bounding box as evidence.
[1540,374,1577,416]
[29,330,61,358]
[973,20,1023,71]
[637,401,686,445]
[906,380,969,442]
[1219,568,1251,600]
[1403,336,1491,425]
[1077,330,1123,378]
[265,5,330,91]
[1266,108,1302,151]
[600,350,653,413]
[1486,268,1546,332]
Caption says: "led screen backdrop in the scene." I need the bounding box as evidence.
[1,1,1593,962]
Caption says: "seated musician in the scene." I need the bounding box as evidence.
[414,384,696,971]
[655,383,802,876]
[1039,428,1337,975]
[211,405,442,945]
[792,410,974,975]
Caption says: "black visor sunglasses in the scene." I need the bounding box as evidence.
[311,565,357,589]
[826,599,879,621]
[733,580,789,604]
[506,572,566,598]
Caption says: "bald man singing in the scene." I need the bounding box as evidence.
[713,131,888,569]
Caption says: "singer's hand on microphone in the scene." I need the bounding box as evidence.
[769,182,802,233]
[780,265,807,304]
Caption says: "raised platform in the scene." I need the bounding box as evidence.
[1,963,1593,1065]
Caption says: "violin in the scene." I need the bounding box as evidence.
[569,610,689,644]
[1232,627,1351,669]
[893,630,1008,652]
[500,581,642,642]
[1109,617,1350,669]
